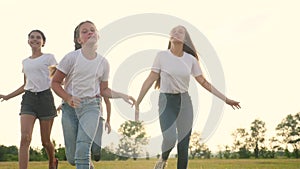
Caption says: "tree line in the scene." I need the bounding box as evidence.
[0,112,299,161]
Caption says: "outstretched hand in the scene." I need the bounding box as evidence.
[122,95,136,106]
[0,94,9,102]
[226,98,241,109]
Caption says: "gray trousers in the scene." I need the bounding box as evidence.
[158,92,193,169]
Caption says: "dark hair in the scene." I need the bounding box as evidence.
[154,26,198,89]
[28,30,46,47]
[74,20,95,50]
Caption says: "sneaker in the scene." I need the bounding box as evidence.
[93,151,101,162]
[154,159,167,169]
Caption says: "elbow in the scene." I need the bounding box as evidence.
[100,91,105,97]
[100,90,107,98]
[50,81,55,89]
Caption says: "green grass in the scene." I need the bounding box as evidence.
[0,159,299,169]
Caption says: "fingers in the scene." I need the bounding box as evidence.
[128,96,136,106]
[231,102,241,110]
[105,122,111,134]
[69,96,81,108]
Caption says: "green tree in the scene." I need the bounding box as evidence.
[29,147,46,161]
[232,128,251,158]
[223,145,231,159]
[100,146,118,161]
[268,137,281,158]
[189,132,211,159]
[249,119,267,158]
[189,132,201,159]
[0,145,18,161]
[276,112,300,158]
[56,144,67,161]
[116,120,149,160]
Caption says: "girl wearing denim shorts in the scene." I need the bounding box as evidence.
[0,30,58,169]
[51,21,135,169]
[135,25,241,169]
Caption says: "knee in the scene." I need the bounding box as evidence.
[41,139,53,148]
[20,134,32,147]
[76,142,90,157]
[75,141,91,163]
[66,152,76,166]
[163,134,177,147]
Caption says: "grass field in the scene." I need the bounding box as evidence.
[0,158,299,169]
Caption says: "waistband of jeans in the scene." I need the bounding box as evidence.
[80,95,101,99]
[160,92,188,96]
[25,89,51,95]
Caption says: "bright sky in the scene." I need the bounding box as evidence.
[0,0,299,155]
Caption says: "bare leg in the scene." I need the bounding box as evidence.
[19,114,36,169]
[40,119,56,169]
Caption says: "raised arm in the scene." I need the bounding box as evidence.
[195,75,241,109]
[135,71,160,120]
[0,74,26,101]
[51,69,80,107]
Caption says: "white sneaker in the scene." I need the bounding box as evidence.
[154,159,167,169]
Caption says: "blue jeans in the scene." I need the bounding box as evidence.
[159,92,193,169]
[61,98,102,169]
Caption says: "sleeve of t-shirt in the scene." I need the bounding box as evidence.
[57,53,73,75]
[102,58,109,82]
[151,52,161,73]
[48,54,57,66]
[21,59,25,73]
[191,57,203,77]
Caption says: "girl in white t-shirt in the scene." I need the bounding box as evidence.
[51,21,135,169]
[0,30,58,169]
[135,25,241,169]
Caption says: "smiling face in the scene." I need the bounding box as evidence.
[169,25,186,44]
[76,22,99,47]
[28,31,45,49]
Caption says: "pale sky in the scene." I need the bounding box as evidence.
[0,0,299,155]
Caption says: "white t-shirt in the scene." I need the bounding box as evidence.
[22,53,57,92]
[151,50,202,93]
[57,49,109,98]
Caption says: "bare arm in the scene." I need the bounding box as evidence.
[135,71,160,120]
[136,71,159,106]
[51,69,80,107]
[195,75,241,109]
[0,75,26,101]
[100,81,135,105]
[103,97,111,134]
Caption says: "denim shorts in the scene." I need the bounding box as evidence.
[20,89,57,120]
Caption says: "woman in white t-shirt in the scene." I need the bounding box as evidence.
[135,25,241,169]
[51,21,135,169]
[0,30,58,169]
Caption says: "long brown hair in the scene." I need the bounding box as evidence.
[73,20,95,50]
[154,26,198,89]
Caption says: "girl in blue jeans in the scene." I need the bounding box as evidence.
[135,25,241,169]
[51,20,135,169]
